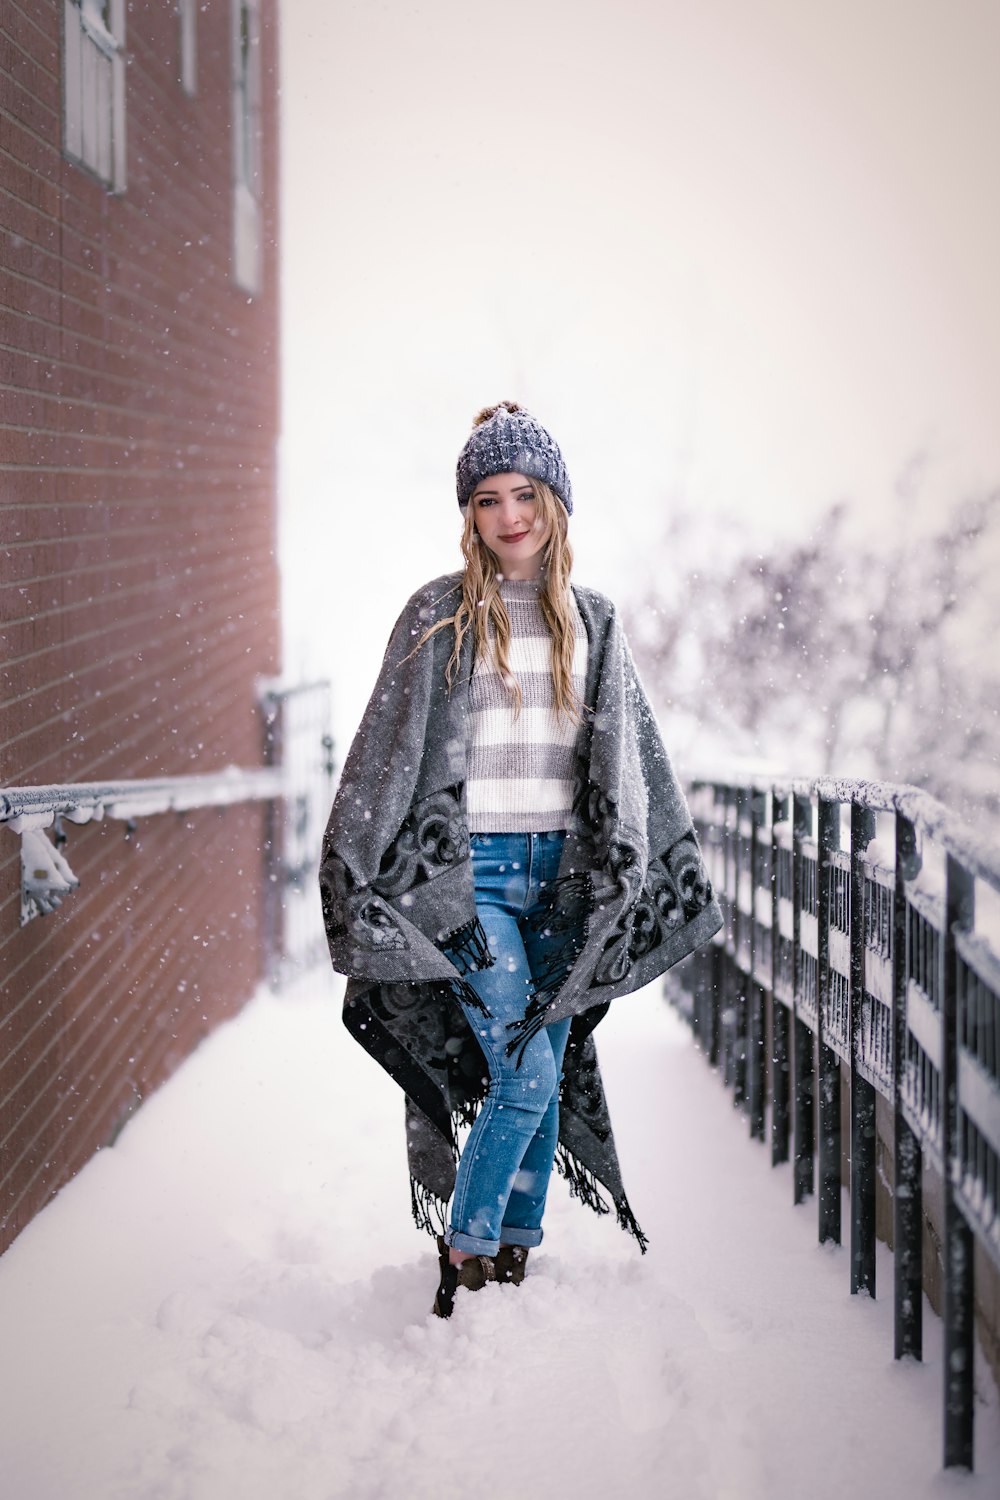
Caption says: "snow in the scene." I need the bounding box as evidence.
[1,769,284,835]
[19,827,80,921]
[1,969,997,1500]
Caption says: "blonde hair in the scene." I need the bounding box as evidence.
[420,476,582,723]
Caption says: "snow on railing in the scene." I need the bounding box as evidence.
[1,769,285,831]
[670,769,1000,1473]
[3,768,285,925]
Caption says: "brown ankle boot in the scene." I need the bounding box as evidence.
[494,1244,529,1286]
[432,1236,496,1318]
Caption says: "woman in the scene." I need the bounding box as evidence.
[320,402,721,1317]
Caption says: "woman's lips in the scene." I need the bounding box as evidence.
[499,531,529,542]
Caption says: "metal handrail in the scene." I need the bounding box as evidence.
[1,768,285,831]
[2,767,287,924]
[688,766,1000,889]
[670,768,1000,1472]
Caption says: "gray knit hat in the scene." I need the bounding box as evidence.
[456,401,573,513]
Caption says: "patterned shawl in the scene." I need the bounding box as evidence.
[319,572,722,1248]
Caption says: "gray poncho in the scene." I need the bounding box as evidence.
[320,573,722,1247]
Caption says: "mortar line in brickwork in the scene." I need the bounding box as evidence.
[0,400,276,435]
[0,814,259,1034]
[0,111,62,174]
[6,688,275,785]
[2,581,275,700]
[2,576,274,672]
[0,532,274,601]
[3,604,248,672]
[0,822,218,1020]
[0,868,261,1193]
[0,186,57,232]
[4,576,254,642]
[1,269,277,356]
[1,936,194,1145]
[0,348,244,404]
[3,48,59,108]
[3,517,264,554]
[6,875,259,1195]
[0,6,62,66]
[0,386,276,436]
[0,311,278,389]
[0,828,266,1135]
[0,906,177,1074]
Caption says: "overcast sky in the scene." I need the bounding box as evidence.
[278,0,1000,737]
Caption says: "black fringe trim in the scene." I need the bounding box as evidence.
[554,1145,649,1254]
[504,873,597,1065]
[409,1150,648,1252]
[554,1144,611,1216]
[439,915,495,976]
[409,1176,449,1238]
[451,1099,480,1133]
[504,987,561,1065]
[614,1193,650,1254]
[441,974,492,1016]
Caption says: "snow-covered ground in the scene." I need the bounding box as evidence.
[1,969,997,1500]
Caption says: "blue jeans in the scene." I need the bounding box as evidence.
[446,831,576,1256]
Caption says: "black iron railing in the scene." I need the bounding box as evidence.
[671,774,1000,1471]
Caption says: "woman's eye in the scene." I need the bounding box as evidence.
[476,497,496,507]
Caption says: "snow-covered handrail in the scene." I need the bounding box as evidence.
[671,768,1000,1472]
[686,768,1000,891]
[3,768,287,924]
[1,768,285,832]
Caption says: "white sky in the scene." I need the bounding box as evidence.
[278,0,1000,741]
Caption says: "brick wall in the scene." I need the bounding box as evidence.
[1,0,282,1254]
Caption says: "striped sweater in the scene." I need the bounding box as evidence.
[466,577,588,833]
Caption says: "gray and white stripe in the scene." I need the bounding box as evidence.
[466,578,588,834]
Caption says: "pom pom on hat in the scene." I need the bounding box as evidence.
[456,401,573,513]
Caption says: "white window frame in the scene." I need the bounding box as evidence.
[63,0,126,192]
[231,0,262,295]
[179,0,197,97]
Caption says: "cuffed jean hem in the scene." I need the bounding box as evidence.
[444,1228,502,1256]
[496,1225,543,1249]
[445,1225,545,1256]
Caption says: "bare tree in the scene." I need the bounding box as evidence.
[627,488,1000,827]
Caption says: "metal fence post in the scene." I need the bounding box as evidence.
[818,796,841,1243]
[748,788,767,1140]
[894,810,922,1359]
[707,785,724,1067]
[850,801,878,1294]
[721,785,737,1089]
[661,771,1000,1473]
[942,854,975,1469]
[771,791,790,1166]
[792,792,815,1204]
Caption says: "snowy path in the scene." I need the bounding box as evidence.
[1,969,997,1500]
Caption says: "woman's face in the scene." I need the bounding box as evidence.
[469,471,549,579]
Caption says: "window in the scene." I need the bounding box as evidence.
[231,0,262,295]
[179,0,197,96]
[63,0,126,191]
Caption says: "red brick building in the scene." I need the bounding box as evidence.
[1,0,282,1254]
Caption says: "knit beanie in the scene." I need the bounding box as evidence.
[455,401,573,514]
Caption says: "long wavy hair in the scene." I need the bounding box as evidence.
[420,475,582,723]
